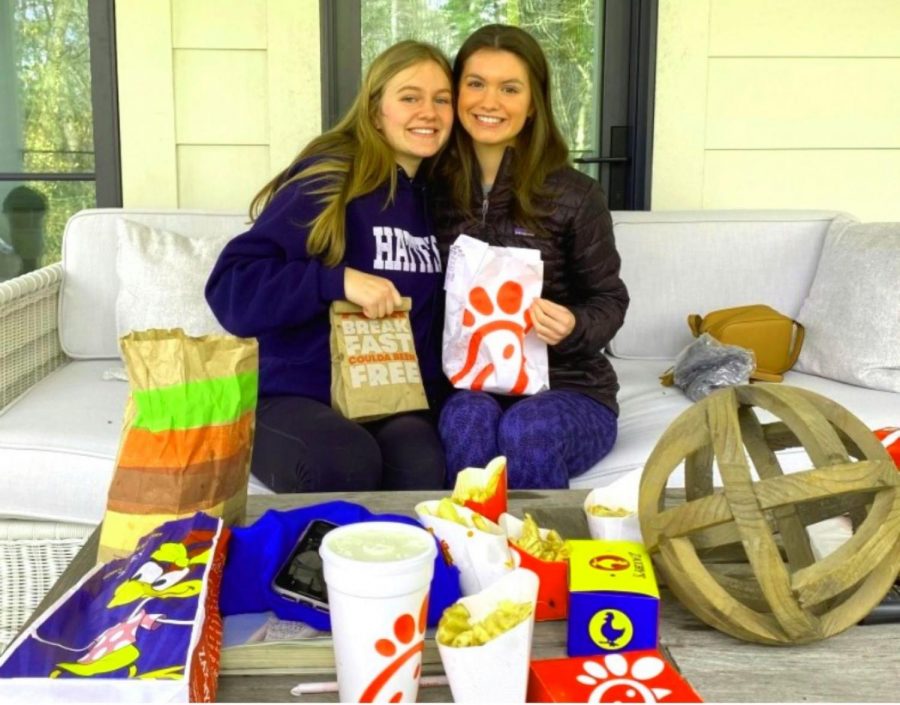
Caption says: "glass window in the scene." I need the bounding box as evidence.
[0,0,97,280]
[0,180,95,279]
[359,0,602,175]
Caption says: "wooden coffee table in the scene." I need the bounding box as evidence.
[24,490,900,702]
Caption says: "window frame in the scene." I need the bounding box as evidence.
[0,0,122,207]
[318,0,657,209]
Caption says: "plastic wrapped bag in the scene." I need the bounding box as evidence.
[443,235,548,396]
[672,333,754,401]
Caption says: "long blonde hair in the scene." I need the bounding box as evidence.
[250,41,452,266]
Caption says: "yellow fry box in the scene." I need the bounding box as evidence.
[566,540,659,657]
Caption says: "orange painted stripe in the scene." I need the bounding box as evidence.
[117,412,254,468]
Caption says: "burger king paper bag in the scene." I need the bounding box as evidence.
[330,298,428,421]
[443,235,548,396]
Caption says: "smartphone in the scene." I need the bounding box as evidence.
[272,519,338,611]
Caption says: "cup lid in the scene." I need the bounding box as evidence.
[320,521,437,576]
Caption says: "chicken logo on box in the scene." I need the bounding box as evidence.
[567,540,659,657]
[528,651,703,703]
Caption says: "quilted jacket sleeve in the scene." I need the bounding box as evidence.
[552,180,629,357]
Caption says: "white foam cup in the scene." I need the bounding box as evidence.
[319,521,437,703]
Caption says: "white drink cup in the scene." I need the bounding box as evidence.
[320,521,437,703]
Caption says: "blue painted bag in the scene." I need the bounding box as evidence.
[0,513,229,702]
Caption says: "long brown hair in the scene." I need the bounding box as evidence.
[439,24,569,233]
[250,41,452,266]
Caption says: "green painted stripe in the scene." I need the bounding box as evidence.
[132,371,258,432]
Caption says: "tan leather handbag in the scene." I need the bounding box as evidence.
[661,304,805,385]
[687,304,804,382]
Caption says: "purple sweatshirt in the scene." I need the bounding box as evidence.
[205,167,444,405]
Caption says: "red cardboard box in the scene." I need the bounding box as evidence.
[501,513,568,621]
[875,427,900,468]
[528,651,703,703]
[508,543,568,621]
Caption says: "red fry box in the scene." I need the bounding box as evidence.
[874,427,900,468]
[528,651,703,703]
[499,513,568,621]
[452,455,508,522]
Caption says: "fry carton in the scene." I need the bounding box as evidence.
[566,540,659,657]
[437,568,540,703]
[527,651,704,702]
[415,499,517,595]
[499,513,568,621]
[583,468,642,543]
[451,456,508,522]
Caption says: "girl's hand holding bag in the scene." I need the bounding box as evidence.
[330,297,429,421]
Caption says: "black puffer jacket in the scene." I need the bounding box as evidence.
[431,149,629,414]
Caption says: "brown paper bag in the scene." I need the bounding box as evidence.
[98,328,258,563]
[330,298,428,422]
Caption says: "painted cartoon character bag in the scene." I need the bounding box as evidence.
[0,513,229,703]
[443,234,549,396]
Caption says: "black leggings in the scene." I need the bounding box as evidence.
[250,396,446,493]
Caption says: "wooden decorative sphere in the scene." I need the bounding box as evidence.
[638,384,900,645]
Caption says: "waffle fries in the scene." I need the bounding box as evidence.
[509,513,569,562]
[586,504,633,518]
[420,498,493,532]
[436,600,534,647]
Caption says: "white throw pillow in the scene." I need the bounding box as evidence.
[115,219,231,338]
[794,216,900,392]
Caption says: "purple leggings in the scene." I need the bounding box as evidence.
[438,389,618,489]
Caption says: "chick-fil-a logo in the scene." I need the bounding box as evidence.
[589,554,631,572]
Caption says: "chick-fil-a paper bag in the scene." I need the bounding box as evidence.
[443,235,548,396]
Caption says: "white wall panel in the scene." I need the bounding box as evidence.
[116,0,178,207]
[172,0,267,49]
[174,50,269,145]
[177,145,270,211]
[703,150,900,221]
[709,0,900,57]
[706,59,900,149]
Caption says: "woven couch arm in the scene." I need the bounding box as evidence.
[0,263,69,409]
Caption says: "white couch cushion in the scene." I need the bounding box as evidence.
[59,209,247,359]
[0,361,272,525]
[116,219,230,338]
[794,216,900,393]
[609,210,844,360]
[569,356,900,489]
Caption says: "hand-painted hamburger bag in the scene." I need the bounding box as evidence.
[0,513,229,703]
[443,234,549,395]
[330,298,429,421]
[98,328,257,563]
